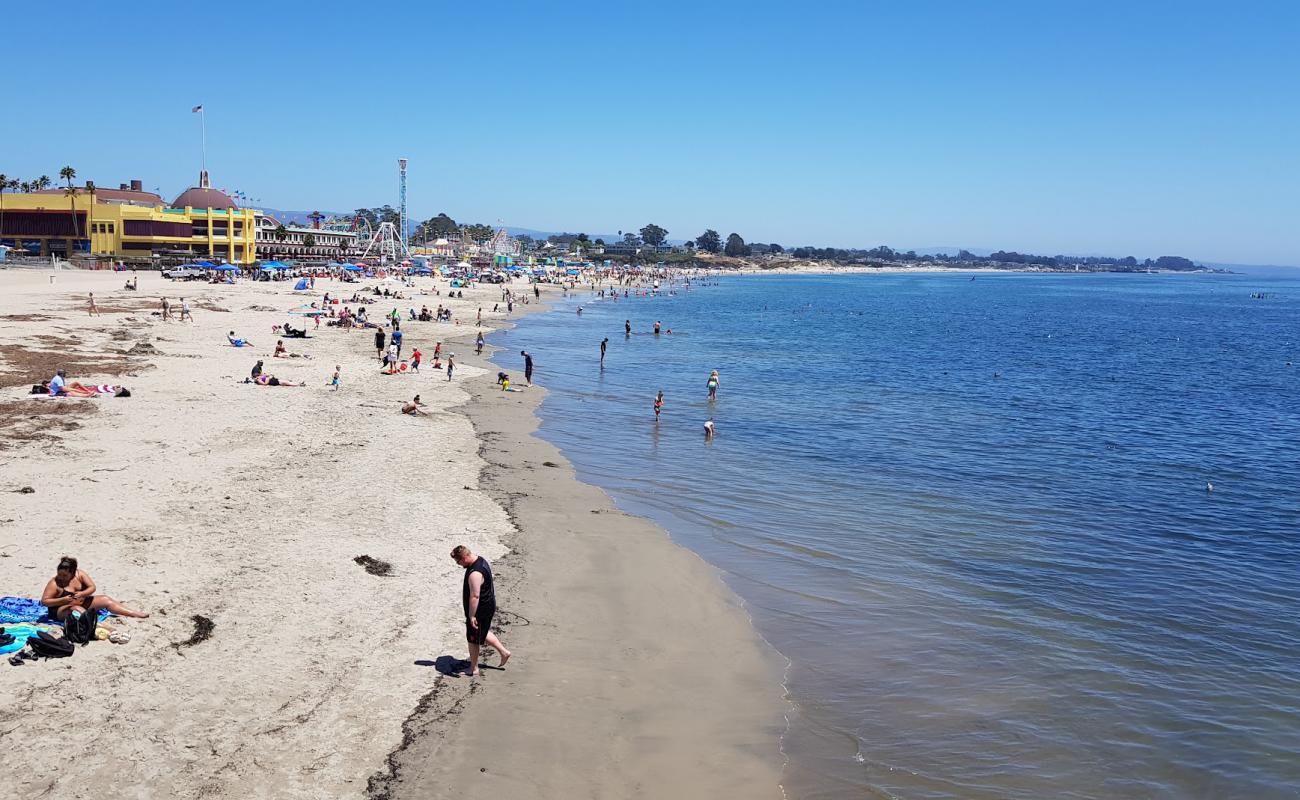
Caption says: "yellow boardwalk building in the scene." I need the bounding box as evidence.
[0,173,258,264]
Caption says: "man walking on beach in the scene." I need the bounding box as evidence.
[451,544,510,677]
[161,297,172,322]
[521,350,533,385]
[375,327,386,364]
[88,293,100,317]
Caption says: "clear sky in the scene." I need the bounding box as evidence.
[3,1,1297,264]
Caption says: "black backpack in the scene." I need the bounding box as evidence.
[63,610,97,645]
[28,631,75,658]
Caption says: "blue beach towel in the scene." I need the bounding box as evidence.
[0,596,111,654]
[0,622,61,655]
[0,596,51,624]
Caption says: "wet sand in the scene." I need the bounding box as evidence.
[374,324,788,799]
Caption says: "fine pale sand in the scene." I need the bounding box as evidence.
[0,268,786,799]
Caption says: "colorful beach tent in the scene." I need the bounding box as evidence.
[293,278,310,290]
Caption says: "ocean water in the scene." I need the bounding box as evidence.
[491,273,1300,800]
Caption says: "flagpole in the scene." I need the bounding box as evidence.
[200,108,207,177]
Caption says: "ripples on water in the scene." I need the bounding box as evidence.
[493,273,1300,800]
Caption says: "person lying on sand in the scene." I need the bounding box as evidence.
[228,331,253,347]
[33,379,129,397]
[402,395,429,416]
[41,555,149,621]
[245,374,305,387]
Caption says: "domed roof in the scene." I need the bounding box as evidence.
[171,170,238,209]
[172,186,238,209]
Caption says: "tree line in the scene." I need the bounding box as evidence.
[787,244,1198,271]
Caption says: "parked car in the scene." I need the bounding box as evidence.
[162,266,206,280]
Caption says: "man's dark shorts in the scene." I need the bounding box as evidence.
[466,603,495,645]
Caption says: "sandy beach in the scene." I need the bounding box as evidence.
[0,267,786,799]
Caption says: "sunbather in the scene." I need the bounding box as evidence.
[252,374,305,387]
[41,556,149,620]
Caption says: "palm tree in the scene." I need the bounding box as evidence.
[273,223,287,258]
[337,239,349,261]
[59,166,81,247]
[36,175,51,191]
[0,174,12,244]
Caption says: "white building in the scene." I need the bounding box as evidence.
[255,216,358,261]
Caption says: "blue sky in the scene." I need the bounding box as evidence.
[3,1,1297,264]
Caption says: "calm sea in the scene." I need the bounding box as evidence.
[492,272,1300,800]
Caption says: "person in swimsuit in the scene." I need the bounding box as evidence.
[251,360,264,379]
[600,337,608,366]
[450,545,510,677]
[625,319,631,336]
[228,331,253,348]
[476,332,485,354]
[274,340,287,358]
[88,292,100,317]
[253,374,304,387]
[41,556,149,621]
[521,351,533,385]
[654,390,664,420]
[707,370,720,401]
[446,353,455,381]
[331,365,340,391]
[402,395,429,416]
[410,349,421,373]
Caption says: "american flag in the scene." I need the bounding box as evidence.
[192,105,203,113]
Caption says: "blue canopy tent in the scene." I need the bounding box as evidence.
[260,261,292,270]
[210,264,239,272]
[197,261,217,268]
[343,264,364,272]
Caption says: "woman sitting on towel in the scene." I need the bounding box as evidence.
[41,556,149,620]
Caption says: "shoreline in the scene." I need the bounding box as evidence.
[374,288,790,799]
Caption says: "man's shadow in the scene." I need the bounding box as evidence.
[415,655,467,675]
[415,655,505,675]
